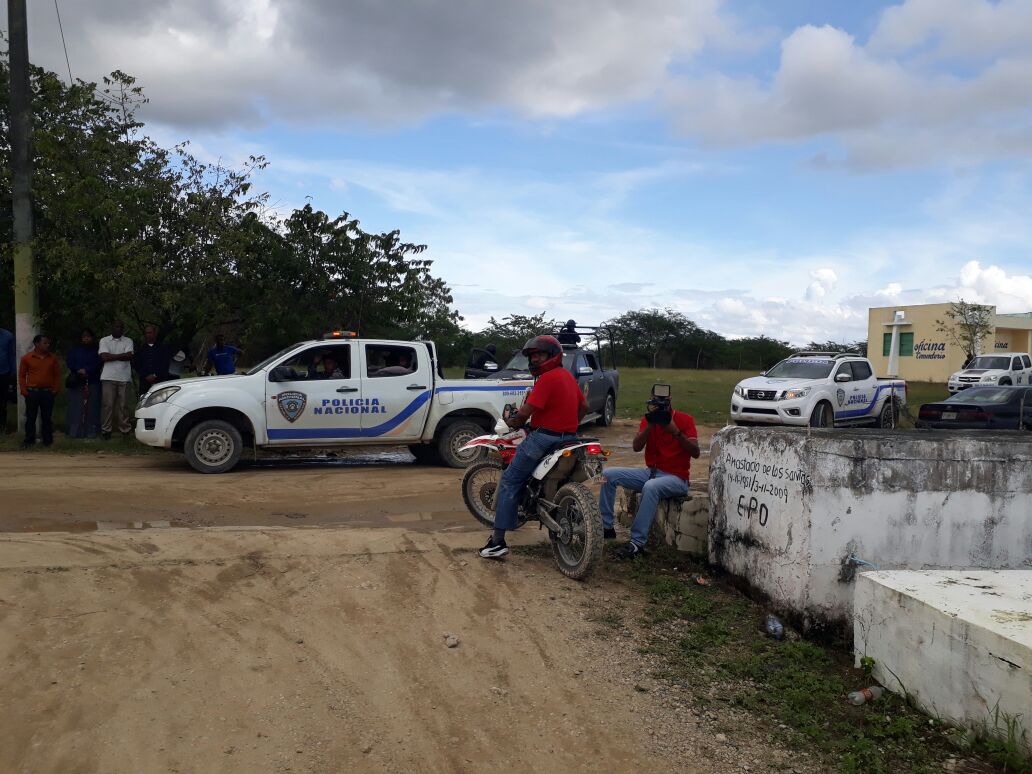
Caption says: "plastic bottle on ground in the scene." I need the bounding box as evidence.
[765,614,784,640]
[848,686,885,706]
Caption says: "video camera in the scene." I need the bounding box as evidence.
[645,383,672,425]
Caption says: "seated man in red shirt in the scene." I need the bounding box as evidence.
[600,384,700,559]
[480,335,587,559]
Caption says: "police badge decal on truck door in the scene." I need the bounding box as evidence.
[277,391,307,423]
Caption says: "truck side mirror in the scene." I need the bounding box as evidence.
[835,372,851,382]
[577,366,593,375]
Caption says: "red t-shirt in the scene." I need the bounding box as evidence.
[526,367,586,433]
[638,410,698,480]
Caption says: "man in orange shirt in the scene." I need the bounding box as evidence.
[19,334,62,448]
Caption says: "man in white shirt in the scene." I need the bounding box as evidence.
[98,320,135,439]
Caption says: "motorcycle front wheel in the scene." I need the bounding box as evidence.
[461,460,503,528]
[550,482,604,581]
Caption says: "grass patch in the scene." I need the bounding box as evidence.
[446,365,949,429]
[610,547,1029,774]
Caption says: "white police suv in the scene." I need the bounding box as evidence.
[730,352,907,429]
[947,352,1032,394]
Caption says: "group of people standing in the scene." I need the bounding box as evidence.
[2,322,243,447]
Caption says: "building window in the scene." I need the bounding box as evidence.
[882,332,914,357]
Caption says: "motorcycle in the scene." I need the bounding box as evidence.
[459,428,608,580]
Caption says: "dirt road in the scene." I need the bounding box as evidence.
[0,527,696,773]
[0,421,714,534]
[0,423,765,774]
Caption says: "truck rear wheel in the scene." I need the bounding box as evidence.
[184,419,243,474]
[595,393,616,427]
[437,420,487,468]
[877,399,899,429]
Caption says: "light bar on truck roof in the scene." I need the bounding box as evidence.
[322,331,358,339]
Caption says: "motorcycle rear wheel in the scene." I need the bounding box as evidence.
[550,482,604,581]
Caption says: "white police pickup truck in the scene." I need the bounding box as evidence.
[134,334,532,473]
[730,352,907,428]
[947,352,1032,394]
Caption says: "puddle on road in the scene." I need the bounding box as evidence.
[250,450,415,468]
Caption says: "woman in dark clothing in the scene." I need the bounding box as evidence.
[66,328,103,438]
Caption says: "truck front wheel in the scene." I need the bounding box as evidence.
[808,402,833,429]
[437,420,487,468]
[408,444,442,465]
[184,419,243,474]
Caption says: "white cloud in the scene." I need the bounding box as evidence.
[954,260,1032,311]
[805,267,839,300]
[665,1,1032,169]
[21,0,731,128]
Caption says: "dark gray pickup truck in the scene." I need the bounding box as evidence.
[473,326,619,426]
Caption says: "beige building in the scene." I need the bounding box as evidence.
[867,303,1032,383]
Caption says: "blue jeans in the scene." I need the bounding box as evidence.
[600,467,689,547]
[494,430,578,531]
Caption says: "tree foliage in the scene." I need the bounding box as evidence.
[0,54,462,361]
[603,308,792,371]
[936,300,994,362]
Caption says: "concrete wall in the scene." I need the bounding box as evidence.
[854,570,1031,746]
[617,486,709,556]
[709,427,1032,633]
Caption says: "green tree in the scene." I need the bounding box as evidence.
[936,300,994,362]
[606,308,694,368]
[0,54,462,364]
[805,340,866,355]
[474,313,559,363]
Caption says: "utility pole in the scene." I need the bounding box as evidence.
[8,0,37,423]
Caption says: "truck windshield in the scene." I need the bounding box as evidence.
[764,359,835,379]
[966,356,1010,370]
[246,345,300,375]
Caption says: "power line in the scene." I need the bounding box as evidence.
[53,0,73,83]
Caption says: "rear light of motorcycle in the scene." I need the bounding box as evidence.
[585,444,604,455]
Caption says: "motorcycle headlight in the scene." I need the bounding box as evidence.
[141,385,180,408]
[781,387,811,401]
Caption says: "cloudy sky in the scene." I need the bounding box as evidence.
[12,0,1032,343]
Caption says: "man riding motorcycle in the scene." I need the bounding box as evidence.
[479,335,587,559]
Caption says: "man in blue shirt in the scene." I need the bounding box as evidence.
[205,334,243,376]
[0,327,15,433]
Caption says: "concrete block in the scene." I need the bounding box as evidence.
[709,427,1032,631]
[617,487,709,556]
[854,570,1032,746]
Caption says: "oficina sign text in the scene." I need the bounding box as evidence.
[914,340,946,359]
